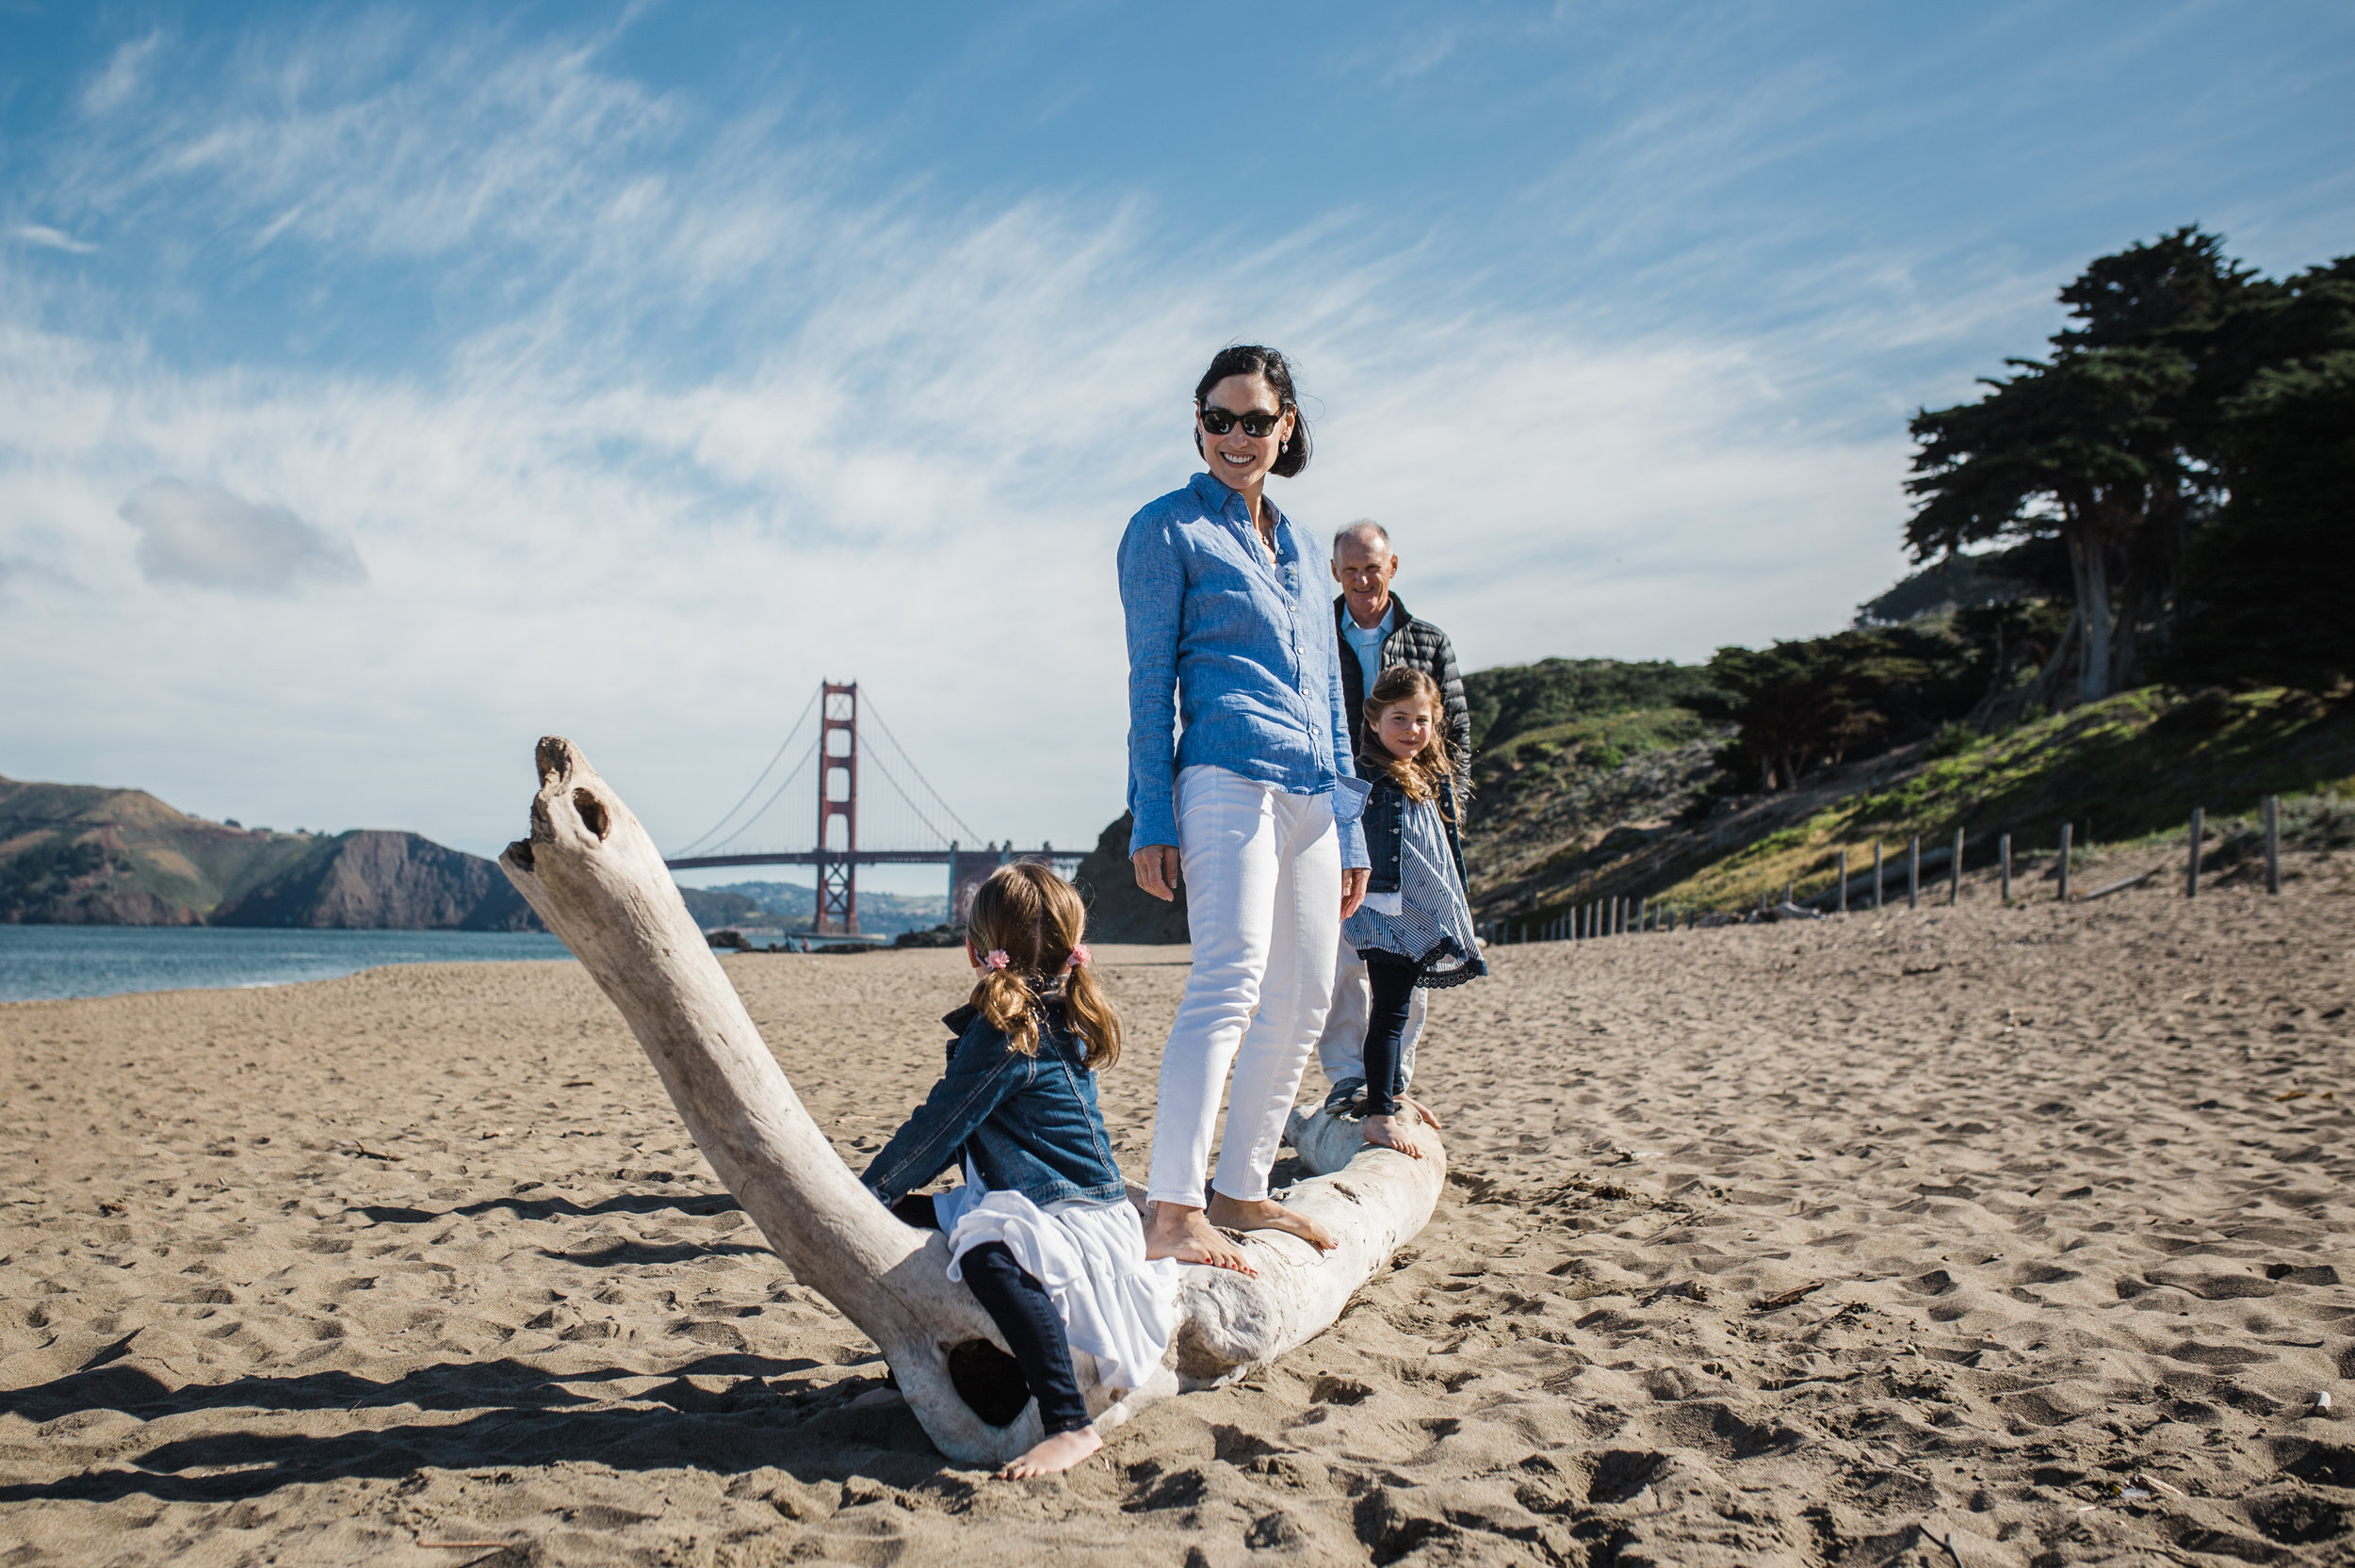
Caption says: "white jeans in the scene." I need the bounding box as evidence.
[1145,765,1342,1208]
[1313,935,1425,1092]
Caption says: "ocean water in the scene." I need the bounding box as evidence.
[0,925,577,1004]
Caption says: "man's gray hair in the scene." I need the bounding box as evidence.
[1331,519,1391,558]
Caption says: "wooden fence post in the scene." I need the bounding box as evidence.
[1837,848,1848,914]
[1873,842,1884,911]
[2187,807,2202,898]
[1908,836,1920,909]
[2265,795,2281,894]
[2058,824,2072,901]
[2000,833,2011,902]
[1949,827,1963,904]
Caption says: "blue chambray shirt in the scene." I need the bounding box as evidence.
[1118,472,1370,869]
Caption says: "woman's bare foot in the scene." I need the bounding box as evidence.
[1396,1094,1444,1131]
[1362,1112,1423,1158]
[1144,1202,1256,1274]
[1000,1424,1101,1479]
[1205,1191,1338,1252]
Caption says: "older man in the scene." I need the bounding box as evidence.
[1316,520,1470,1110]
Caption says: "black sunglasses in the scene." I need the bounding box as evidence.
[1198,404,1288,438]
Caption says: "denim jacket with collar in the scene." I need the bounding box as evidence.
[1358,763,1468,898]
[1118,472,1370,868]
[860,999,1129,1210]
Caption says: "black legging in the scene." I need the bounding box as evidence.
[890,1192,1089,1436]
[1362,955,1419,1115]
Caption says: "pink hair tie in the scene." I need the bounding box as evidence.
[1064,945,1092,970]
[983,949,1011,971]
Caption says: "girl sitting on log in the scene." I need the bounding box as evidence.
[1338,667,1485,1158]
[861,863,1179,1479]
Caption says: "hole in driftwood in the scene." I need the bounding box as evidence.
[505,839,536,872]
[945,1337,1030,1428]
[573,790,610,841]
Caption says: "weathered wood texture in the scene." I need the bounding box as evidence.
[497,737,1442,1465]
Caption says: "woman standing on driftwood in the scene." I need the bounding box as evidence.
[1119,344,1371,1273]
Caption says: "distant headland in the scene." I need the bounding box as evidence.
[0,775,539,930]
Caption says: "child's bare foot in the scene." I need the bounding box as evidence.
[1145,1202,1256,1274]
[1397,1094,1445,1131]
[1362,1112,1423,1158]
[1206,1191,1338,1253]
[1000,1424,1101,1479]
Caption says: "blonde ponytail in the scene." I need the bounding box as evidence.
[973,964,1041,1057]
[963,862,1124,1069]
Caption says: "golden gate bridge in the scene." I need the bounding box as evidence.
[662,682,1082,935]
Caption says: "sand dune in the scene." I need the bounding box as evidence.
[2,850,2349,1565]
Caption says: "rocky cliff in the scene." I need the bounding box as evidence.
[208,831,540,930]
[1069,812,1189,945]
[0,774,539,929]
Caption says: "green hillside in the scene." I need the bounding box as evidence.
[0,776,324,923]
[1457,659,1727,900]
[0,775,540,929]
[1665,685,2355,911]
[1466,657,1715,752]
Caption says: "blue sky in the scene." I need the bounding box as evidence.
[3,2,2349,877]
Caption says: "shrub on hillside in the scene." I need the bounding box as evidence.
[1463,658,1715,752]
[1681,626,1977,793]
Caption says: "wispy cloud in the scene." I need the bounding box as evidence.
[10,223,97,253]
[80,30,162,116]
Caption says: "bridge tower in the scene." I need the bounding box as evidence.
[816,682,858,933]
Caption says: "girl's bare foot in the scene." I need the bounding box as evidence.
[1205,1191,1338,1252]
[1396,1094,1444,1131]
[1144,1202,1256,1274]
[1000,1424,1101,1479]
[1362,1112,1423,1158]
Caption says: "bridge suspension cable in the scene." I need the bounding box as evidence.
[676,732,822,859]
[861,747,964,851]
[858,689,982,845]
[662,679,1081,937]
[669,687,821,857]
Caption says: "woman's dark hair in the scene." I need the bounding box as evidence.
[1194,344,1311,478]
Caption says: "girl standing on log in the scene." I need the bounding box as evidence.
[1335,667,1484,1158]
[1120,344,1372,1274]
[861,864,1180,1479]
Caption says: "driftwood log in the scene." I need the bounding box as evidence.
[498,737,1444,1466]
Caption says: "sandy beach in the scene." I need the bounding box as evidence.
[3,851,2350,1566]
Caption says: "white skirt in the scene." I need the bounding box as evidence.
[932,1176,1182,1398]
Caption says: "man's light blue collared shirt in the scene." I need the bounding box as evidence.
[1341,602,1395,693]
[1118,473,1369,868]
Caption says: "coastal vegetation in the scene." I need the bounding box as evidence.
[1468,226,2353,929]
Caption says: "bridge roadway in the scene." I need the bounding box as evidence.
[663,847,1086,929]
[663,848,1080,873]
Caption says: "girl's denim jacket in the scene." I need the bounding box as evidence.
[861,998,1129,1210]
[1358,762,1469,897]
